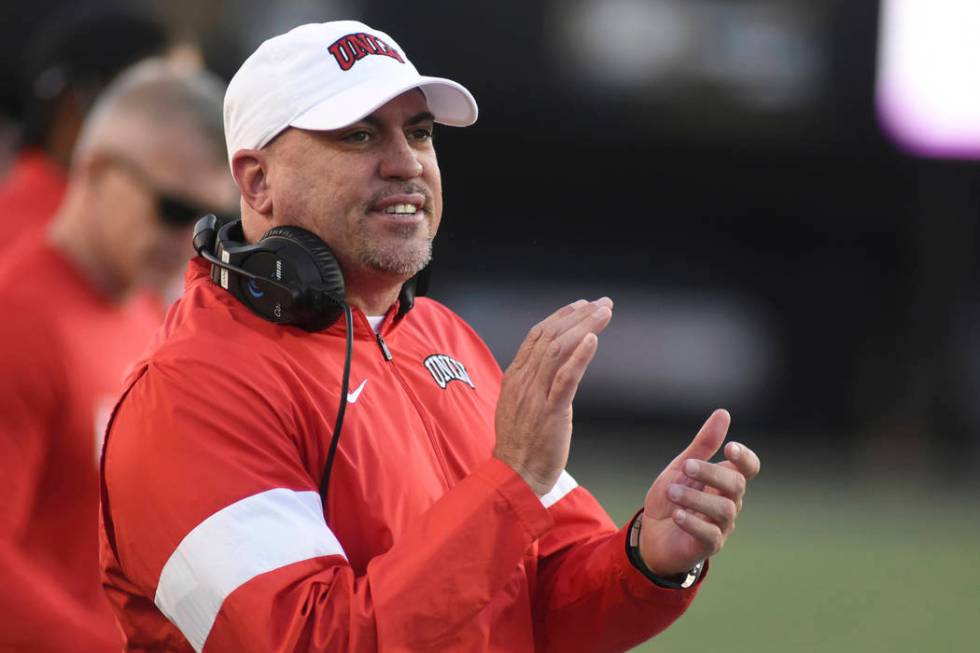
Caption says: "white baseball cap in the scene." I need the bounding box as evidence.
[223,20,478,166]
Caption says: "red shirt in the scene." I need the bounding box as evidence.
[0,150,67,256]
[101,258,702,652]
[0,236,162,651]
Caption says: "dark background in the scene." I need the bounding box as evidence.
[3,0,979,472]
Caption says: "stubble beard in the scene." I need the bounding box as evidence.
[353,219,433,277]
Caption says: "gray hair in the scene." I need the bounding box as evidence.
[74,58,227,164]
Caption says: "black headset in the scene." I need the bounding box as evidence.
[191,214,427,506]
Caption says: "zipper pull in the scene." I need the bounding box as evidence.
[376,333,393,361]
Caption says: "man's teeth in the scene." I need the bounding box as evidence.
[384,203,418,215]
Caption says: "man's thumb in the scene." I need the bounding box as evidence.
[674,409,730,464]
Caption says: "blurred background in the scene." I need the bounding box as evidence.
[2,0,977,651]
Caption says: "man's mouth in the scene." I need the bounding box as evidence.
[371,192,427,217]
[384,203,419,215]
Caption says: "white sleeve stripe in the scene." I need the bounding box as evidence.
[154,488,346,653]
[539,470,578,508]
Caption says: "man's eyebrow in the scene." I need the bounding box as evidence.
[405,111,435,125]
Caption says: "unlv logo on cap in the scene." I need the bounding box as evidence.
[327,33,405,71]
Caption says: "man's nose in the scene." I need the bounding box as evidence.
[378,135,424,180]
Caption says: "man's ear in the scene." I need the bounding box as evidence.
[70,150,116,192]
[231,149,273,215]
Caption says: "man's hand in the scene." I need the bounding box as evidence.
[494,298,613,496]
[639,409,761,575]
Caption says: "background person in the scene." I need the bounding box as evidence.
[100,21,760,652]
[0,5,170,254]
[0,60,236,652]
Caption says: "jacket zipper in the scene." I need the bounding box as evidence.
[374,332,453,488]
[375,333,392,361]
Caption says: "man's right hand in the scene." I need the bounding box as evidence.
[493,298,613,496]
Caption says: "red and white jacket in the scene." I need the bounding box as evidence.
[100,258,702,652]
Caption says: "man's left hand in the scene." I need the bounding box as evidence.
[639,409,761,576]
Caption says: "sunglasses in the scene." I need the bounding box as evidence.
[103,153,213,228]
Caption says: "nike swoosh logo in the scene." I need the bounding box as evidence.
[347,379,368,403]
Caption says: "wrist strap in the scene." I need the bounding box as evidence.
[626,510,704,589]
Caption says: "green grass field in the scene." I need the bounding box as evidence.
[568,432,980,652]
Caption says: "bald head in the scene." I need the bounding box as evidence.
[75,59,226,173]
[51,59,237,301]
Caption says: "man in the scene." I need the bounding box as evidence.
[0,7,169,254]
[100,21,761,652]
[0,62,236,651]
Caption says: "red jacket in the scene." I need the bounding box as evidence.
[0,237,161,651]
[100,258,702,652]
[0,149,66,256]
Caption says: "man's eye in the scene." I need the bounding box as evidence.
[411,127,433,142]
[344,130,371,143]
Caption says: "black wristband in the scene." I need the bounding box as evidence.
[626,511,704,590]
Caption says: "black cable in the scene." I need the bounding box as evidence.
[195,247,301,301]
[319,303,354,507]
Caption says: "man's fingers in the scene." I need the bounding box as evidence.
[508,324,543,373]
[507,296,613,404]
[508,299,589,372]
[547,332,598,407]
[550,298,590,322]
[546,306,611,363]
[682,459,746,502]
[708,461,745,510]
[672,509,724,556]
[667,484,737,532]
[531,301,612,386]
[724,441,761,480]
[670,409,730,468]
[538,299,611,350]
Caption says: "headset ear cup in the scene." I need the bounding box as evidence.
[260,225,346,330]
[261,226,346,300]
